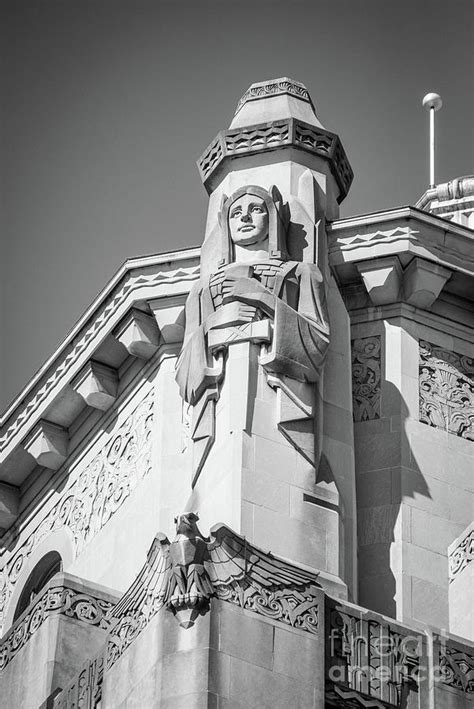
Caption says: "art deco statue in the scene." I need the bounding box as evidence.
[176,185,330,479]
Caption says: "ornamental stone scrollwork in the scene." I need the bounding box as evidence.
[326,598,420,707]
[105,515,320,669]
[0,393,153,635]
[449,525,474,582]
[438,641,474,693]
[419,340,474,439]
[0,583,114,671]
[215,581,319,634]
[351,336,381,422]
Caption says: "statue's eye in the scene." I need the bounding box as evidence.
[251,205,264,213]
[230,208,242,218]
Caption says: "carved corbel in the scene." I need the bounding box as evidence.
[402,257,451,308]
[356,256,403,306]
[0,483,20,530]
[71,360,118,410]
[22,420,68,470]
[114,307,161,359]
[149,295,186,344]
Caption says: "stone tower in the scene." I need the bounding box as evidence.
[178,77,356,601]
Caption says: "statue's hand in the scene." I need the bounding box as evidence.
[222,276,275,316]
[222,276,266,301]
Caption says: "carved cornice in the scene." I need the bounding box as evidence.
[449,524,474,582]
[0,393,153,635]
[0,581,115,671]
[0,251,200,466]
[197,118,353,201]
[328,208,474,278]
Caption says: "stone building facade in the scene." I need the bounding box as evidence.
[0,78,472,708]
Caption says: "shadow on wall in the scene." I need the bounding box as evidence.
[355,376,431,620]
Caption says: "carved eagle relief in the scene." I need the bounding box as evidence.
[106,513,320,667]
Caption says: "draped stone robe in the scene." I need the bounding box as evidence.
[176,258,330,407]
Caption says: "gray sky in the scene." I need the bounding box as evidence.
[1,0,473,411]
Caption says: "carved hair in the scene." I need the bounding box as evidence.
[217,185,289,265]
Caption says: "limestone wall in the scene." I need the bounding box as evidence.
[353,314,473,629]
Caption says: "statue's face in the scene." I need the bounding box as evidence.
[228,194,269,246]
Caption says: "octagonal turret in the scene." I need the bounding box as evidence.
[198,77,353,203]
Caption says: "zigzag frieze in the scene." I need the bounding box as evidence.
[0,266,199,454]
[328,223,473,272]
[333,226,418,248]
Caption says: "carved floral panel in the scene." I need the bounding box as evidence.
[419,340,474,439]
[351,336,381,422]
[449,525,474,582]
[0,392,153,636]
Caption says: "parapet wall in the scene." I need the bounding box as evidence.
[1,533,471,709]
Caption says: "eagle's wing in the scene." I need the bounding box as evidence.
[205,524,319,589]
[111,533,172,620]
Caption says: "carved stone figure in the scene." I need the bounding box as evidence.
[175,185,330,478]
[107,512,320,637]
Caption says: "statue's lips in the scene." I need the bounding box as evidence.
[238,225,255,232]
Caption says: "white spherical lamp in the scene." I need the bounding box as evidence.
[422,93,443,111]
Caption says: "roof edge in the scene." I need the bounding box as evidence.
[0,247,201,425]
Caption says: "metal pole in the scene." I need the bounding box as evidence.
[430,106,435,187]
[422,93,442,189]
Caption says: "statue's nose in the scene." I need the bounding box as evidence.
[241,212,252,222]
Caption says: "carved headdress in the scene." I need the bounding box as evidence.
[217,184,290,265]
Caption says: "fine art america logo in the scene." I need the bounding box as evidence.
[327,613,473,703]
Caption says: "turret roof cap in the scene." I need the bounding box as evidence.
[230,77,323,129]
